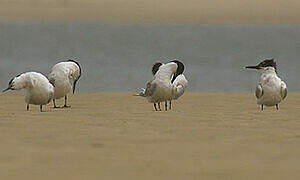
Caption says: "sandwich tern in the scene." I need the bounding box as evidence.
[151,60,188,110]
[48,59,81,108]
[136,60,187,111]
[3,72,54,112]
[245,59,287,110]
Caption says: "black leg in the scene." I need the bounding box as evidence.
[62,95,71,108]
[261,105,264,111]
[165,101,168,111]
[169,101,172,110]
[53,99,60,108]
[40,105,43,112]
[276,104,279,110]
[27,104,29,111]
[154,103,158,111]
[158,102,162,111]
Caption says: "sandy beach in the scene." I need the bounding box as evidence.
[0,0,300,23]
[0,93,299,179]
[0,0,300,179]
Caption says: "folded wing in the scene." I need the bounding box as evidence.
[281,82,287,100]
[255,83,263,99]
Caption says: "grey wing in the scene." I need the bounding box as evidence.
[255,84,263,99]
[281,82,287,100]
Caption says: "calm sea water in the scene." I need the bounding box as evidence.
[0,22,299,93]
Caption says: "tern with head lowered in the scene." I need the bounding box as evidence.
[3,72,54,112]
[169,73,188,109]
[151,60,188,110]
[48,59,81,108]
[245,59,287,110]
[168,60,188,110]
[136,60,187,111]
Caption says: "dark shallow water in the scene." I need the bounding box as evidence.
[0,22,299,93]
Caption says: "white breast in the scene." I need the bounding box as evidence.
[172,74,188,100]
[257,73,285,106]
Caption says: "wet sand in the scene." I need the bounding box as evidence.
[0,0,300,23]
[0,93,300,179]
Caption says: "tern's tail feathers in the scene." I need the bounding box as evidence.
[133,88,146,97]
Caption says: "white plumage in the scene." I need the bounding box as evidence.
[3,72,54,112]
[136,60,187,111]
[166,73,188,111]
[256,67,287,108]
[245,59,287,110]
[146,62,178,105]
[48,60,81,108]
[172,74,188,100]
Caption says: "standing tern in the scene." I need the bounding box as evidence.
[2,72,54,112]
[48,59,81,108]
[151,60,188,110]
[136,60,187,111]
[245,59,287,110]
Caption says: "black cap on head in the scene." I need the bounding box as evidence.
[68,59,81,94]
[8,77,15,86]
[258,59,277,70]
[68,59,81,79]
[2,74,20,92]
[245,58,277,72]
[152,62,163,76]
[171,60,185,83]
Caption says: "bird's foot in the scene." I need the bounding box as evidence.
[53,106,61,109]
[62,105,71,108]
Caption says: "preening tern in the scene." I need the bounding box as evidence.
[136,60,187,111]
[245,59,287,110]
[3,72,54,112]
[48,59,81,108]
[152,60,188,110]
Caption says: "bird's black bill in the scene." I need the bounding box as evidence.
[73,80,78,94]
[2,87,11,92]
[245,65,261,70]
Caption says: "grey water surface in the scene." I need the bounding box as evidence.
[0,22,299,93]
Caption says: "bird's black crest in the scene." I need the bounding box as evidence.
[68,59,82,79]
[152,62,163,75]
[171,60,185,83]
[171,60,185,75]
[8,77,15,86]
[8,73,22,85]
[258,59,277,70]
